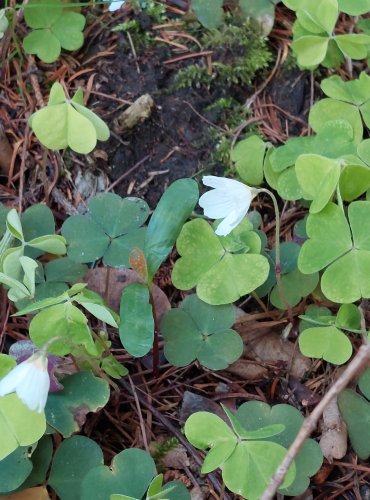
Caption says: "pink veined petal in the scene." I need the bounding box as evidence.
[0,362,31,396]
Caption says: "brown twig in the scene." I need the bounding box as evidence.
[260,342,370,500]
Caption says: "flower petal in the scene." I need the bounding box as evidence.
[0,362,30,396]
[108,0,125,11]
[199,190,234,219]
[215,210,245,236]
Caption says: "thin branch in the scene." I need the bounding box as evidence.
[260,342,370,500]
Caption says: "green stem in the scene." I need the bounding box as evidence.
[257,188,293,320]
[336,184,344,214]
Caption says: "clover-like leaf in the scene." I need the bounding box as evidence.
[270,268,319,310]
[49,436,104,500]
[298,326,352,365]
[161,294,242,370]
[23,0,85,63]
[30,83,109,154]
[29,302,96,356]
[298,202,370,303]
[185,411,296,499]
[309,98,363,144]
[338,0,370,15]
[295,154,341,213]
[62,193,149,267]
[45,371,110,437]
[19,435,53,490]
[172,218,269,305]
[232,135,267,185]
[0,394,46,461]
[80,449,157,500]
[321,72,370,129]
[235,401,323,496]
[191,0,223,29]
[0,447,33,493]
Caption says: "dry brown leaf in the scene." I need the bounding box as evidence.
[1,487,50,500]
[84,268,170,321]
[226,358,268,381]
[160,445,190,469]
[319,397,347,462]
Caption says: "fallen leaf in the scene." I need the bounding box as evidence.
[85,268,170,321]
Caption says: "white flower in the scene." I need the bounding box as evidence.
[107,0,125,12]
[0,352,50,413]
[199,176,257,237]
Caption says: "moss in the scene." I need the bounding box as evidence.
[174,15,272,90]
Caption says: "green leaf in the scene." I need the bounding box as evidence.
[222,441,295,500]
[320,72,370,106]
[335,34,370,60]
[335,303,361,330]
[51,11,85,51]
[309,98,363,144]
[161,294,242,370]
[359,368,370,401]
[338,389,370,459]
[295,154,341,213]
[291,35,329,68]
[29,302,96,356]
[232,135,266,185]
[74,294,118,327]
[29,84,108,153]
[298,326,352,364]
[23,30,61,63]
[191,0,223,29]
[297,0,338,34]
[49,436,104,500]
[0,354,16,378]
[62,216,110,263]
[0,447,32,493]
[19,435,53,489]
[27,235,66,255]
[48,81,65,105]
[338,0,370,14]
[119,283,154,357]
[45,371,110,437]
[235,401,323,496]
[44,257,87,283]
[62,194,148,266]
[89,194,149,239]
[6,209,23,241]
[184,412,237,473]
[144,179,199,280]
[270,268,319,310]
[72,102,110,141]
[298,202,352,274]
[172,219,269,305]
[80,449,157,500]
[185,411,296,500]
[0,393,46,461]
[24,0,62,28]
[30,104,68,150]
[339,162,370,201]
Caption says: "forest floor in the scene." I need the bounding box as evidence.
[0,1,368,499]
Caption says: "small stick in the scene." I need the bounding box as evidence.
[260,342,370,500]
[128,376,150,453]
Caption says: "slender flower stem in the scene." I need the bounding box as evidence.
[257,188,293,320]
